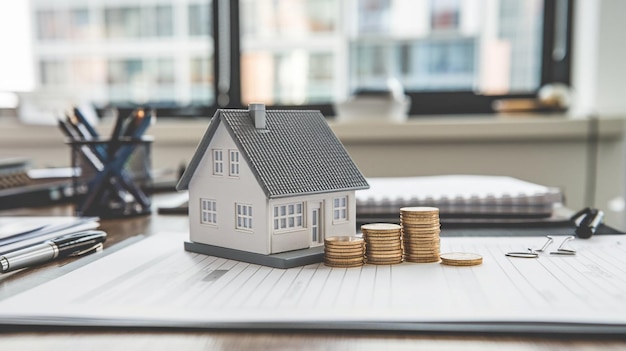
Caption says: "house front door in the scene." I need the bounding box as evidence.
[310,202,323,246]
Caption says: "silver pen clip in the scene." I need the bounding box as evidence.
[69,243,104,257]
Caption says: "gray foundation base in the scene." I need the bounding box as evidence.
[184,241,324,269]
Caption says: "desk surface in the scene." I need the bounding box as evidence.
[1,194,625,350]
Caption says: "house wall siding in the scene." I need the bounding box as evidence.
[188,122,270,254]
[269,191,356,253]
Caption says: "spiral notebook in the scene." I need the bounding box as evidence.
[356,175,564,219]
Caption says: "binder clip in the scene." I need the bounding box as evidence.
[571,207,604,239]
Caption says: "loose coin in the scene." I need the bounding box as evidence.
[440,252,483,266]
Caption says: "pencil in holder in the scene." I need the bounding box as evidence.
[70,136,153,218]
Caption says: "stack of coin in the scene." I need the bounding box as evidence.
[324,236,365,268]
[361,223,403,265]
[400,207,441,263]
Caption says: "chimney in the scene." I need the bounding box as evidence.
[249,103,266,129]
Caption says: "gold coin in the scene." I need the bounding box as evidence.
[325,253,364,260]
[366,236,402,242]
[325,247,364,254]
[324,256,364,264]
[361,223,402,231]
[404,256,440,263]
[366,258,403,265]
[366,249,403,257]
[400,214,439,220]
[362,231,402,238]
[440,252,483,266]
[400,206,439,213]
[324,236,364,246]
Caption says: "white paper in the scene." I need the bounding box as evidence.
[0,232,625,329]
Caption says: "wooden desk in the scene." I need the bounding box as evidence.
[1,194,625,350]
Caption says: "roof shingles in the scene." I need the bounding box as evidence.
[177,108,369,198]
[223,109,368,198]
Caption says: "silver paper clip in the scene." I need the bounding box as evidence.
[506,236,553,258]
[550,236,576,255]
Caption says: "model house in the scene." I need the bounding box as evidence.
[176,104,369,259]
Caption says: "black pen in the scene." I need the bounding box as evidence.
[0,230,106,273]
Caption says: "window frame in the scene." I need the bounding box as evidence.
[273,202,304,232]
[332,196,348,223]
[200,198,218,225]
[235,202,253,230]
[213,148,224,176]
[228,149,240,177]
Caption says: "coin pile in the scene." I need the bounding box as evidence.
[361,223,403,265]
[323,236,365,268]
[400,207,441,263]
[440,252,483,266]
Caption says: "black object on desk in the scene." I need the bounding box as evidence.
[571,207,605,238]
[61,108,154,218]
[0,230,106,273]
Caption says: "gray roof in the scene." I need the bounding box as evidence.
[177,109,369,198]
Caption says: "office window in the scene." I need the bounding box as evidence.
[200,198,217,225]
[8,0,569,119]
[213,149,223,175]
[273,203,304,231]
[237,0,569,115]
[69,8,91,39]
[36,9,66,41]
[40,60,67,85]
[190,56,214,104]
[24,0,215,115]
[236,203,253,230]
[189,2,212,36]
[333,196,348,222]
[105,7,142,38]
[229,150,240,177]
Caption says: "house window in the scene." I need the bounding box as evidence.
[273,203,303,231]
[200,198,217,225]
[229,149,240,176]
[333,196,348,222]
[213,149,223,175]
[236,203,253,230]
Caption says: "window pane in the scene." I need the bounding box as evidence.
[241,0,545,106]
[27,1,215,114]
[350,0,543,94]
[189,3,212,36]
[240,0,340,105]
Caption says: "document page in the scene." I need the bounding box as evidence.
[0,232,625,332]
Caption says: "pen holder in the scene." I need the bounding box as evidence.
[69,137,153,218]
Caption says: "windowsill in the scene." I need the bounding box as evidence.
[1,113,624,148]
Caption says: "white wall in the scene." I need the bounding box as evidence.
[570,0,626,117]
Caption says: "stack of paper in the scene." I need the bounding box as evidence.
[0,232,625,335]
[0,216,100,254]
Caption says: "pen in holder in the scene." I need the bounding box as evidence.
[69,136,153,218]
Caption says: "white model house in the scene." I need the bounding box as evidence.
[176,104,369,256]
